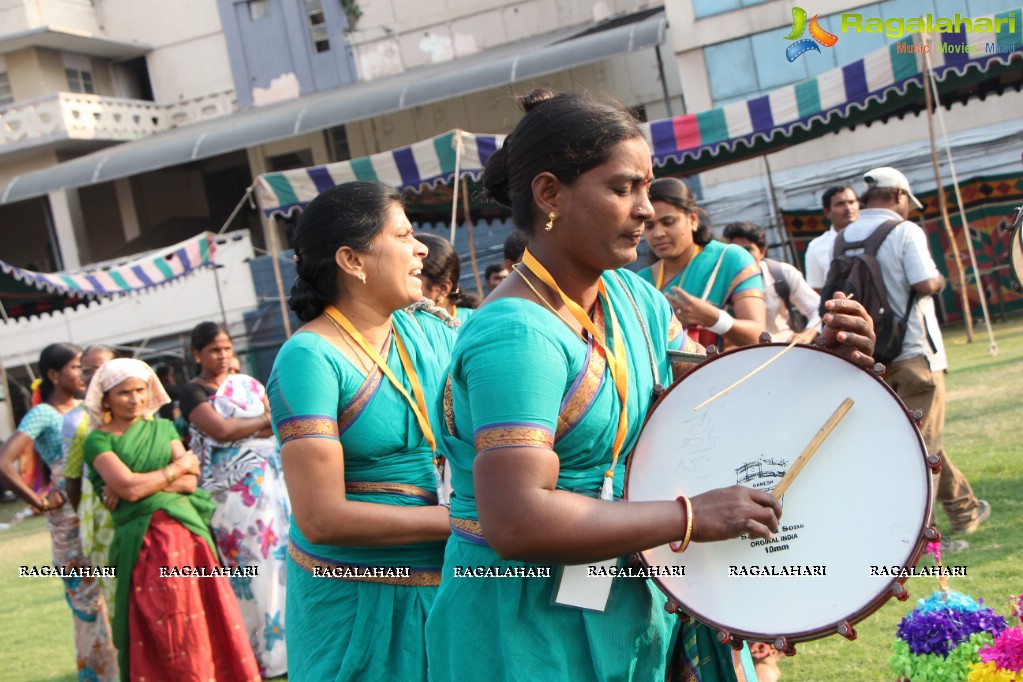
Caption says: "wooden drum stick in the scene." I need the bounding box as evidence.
[771,397,854,500]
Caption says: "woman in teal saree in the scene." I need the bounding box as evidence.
[83,358,259,682]
[637,177,765,351]
[425,89,877,682]
[267,181,453,681]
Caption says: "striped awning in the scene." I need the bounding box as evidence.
[255,129,505,219]
[646,7,1022,172]
[0,232,215,320]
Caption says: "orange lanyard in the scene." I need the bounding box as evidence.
[324,306,437,461]
[521,249,628,499]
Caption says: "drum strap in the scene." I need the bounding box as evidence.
[522,249,629,501]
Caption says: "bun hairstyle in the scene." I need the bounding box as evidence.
[482,88,643,233]
[38,342,81,402]
[648,177,715,247]
[415,233,481,310]
[289,181,405,322]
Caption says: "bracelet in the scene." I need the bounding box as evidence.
[707,308,735,335]
[668,495,694,553]
[163,464,179,484]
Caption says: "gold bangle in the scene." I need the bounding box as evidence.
[668,495,694,553]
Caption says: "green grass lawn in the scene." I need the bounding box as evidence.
[1,318,1021,681]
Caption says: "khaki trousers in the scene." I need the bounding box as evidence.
[885,354,980,531]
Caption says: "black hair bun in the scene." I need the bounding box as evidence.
[517,87,557,114]
[289,277,329,323]
[481,145,512,207]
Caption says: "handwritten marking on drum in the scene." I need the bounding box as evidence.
[728,565,827,576]
[674,411,718,473]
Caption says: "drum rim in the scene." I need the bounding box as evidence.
[625,341,935,644]
[1010,213,1023,290]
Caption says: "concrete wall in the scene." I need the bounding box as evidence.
[0,0,102,36]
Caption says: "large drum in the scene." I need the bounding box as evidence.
[626,343,937,648]
[1009,207,1023,290]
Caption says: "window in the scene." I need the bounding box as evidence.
[0,71,12,107]
[693,0,770,20]
[305,0,330,52]
[62,54,97,94]
[248,0,271,20]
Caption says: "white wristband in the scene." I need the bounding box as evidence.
[707,308,734,335]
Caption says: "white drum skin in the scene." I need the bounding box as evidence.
[627,344,934,644]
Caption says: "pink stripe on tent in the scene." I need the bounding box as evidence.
[672,115,702,152]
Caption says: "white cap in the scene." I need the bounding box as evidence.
[863,167,924,211]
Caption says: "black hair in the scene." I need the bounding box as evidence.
[648,177,715,247]
[484,262,506,279]
[191,321,230,353]
[82,344,118,360]
[861,186,902,207]
[722,222,767,251]
[416,233,481,310]
[821,185,855,212]
[503,230,529,264]
[38,343,81,402]
[482,89,643,234]
[288,181,405,322]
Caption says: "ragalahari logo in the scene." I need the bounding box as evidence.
[783,7,839,62]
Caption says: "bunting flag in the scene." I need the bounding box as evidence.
[0,232,215,320]
[255,129,506,219]
[644,7,1022,171]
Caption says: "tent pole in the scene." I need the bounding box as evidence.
[762,155,798,265]
[218,183,256,235]
[267,216,292,338]
[921,39,973,342]
[462,177,484,299]
[923,43,996,354]
[449,131,464,244]
[0,301,15,434]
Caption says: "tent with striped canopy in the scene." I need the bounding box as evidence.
[0,232,215,321]
[255,129,506,220]
[647,6,1022,174]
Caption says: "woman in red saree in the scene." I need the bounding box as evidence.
[82,358,259,682]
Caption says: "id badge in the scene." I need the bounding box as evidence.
[551,558,616,612]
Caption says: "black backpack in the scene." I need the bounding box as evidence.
[818,219,915,366]
[764,259,809,333]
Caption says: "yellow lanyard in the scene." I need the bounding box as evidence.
[324,306,437,460]
[521,249,629,499]
[654,245,702,291]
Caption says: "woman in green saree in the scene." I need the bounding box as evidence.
[424,89,877,682]
[267,181,454,681]
[83,358,260,682]
[637,177,766,351]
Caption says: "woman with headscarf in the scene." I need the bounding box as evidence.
[0,343,119,681]
[638,177,766,350]
[82,358,260,682]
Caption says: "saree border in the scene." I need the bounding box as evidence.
[275,416,339,444]
[345,481,438,505]
[288,543,441,586]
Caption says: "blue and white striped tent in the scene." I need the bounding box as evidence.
[255,129,506,220]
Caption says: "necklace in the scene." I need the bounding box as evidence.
[323,312,382,373]
[512,265,587,343]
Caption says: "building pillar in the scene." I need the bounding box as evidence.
[46,189,84,270]
[115,178,141,242]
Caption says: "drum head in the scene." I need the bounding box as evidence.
[627,344,932,643]
[1010,215,1023,290]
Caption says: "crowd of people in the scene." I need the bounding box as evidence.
[0,87,990,682]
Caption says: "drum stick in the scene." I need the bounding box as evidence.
[692,294,854,411]
[771,397,854,500]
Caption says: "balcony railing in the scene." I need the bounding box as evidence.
[0,90,236,151]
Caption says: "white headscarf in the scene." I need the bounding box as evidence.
[85,358,170,424]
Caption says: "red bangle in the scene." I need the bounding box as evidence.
[668,495,694,553]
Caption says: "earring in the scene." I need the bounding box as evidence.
[545,212,557,232]
[359,272,367,284]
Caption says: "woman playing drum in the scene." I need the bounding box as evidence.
[424,89,875,681]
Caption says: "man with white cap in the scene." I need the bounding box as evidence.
[843,166,989,551]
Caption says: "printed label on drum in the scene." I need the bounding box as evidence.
[735,456,789,490]
[739,524,805,554]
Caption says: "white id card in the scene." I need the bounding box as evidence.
[551,558,616,612]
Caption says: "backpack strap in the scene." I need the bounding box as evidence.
[764,259,792,310]
[831,218,903,257]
